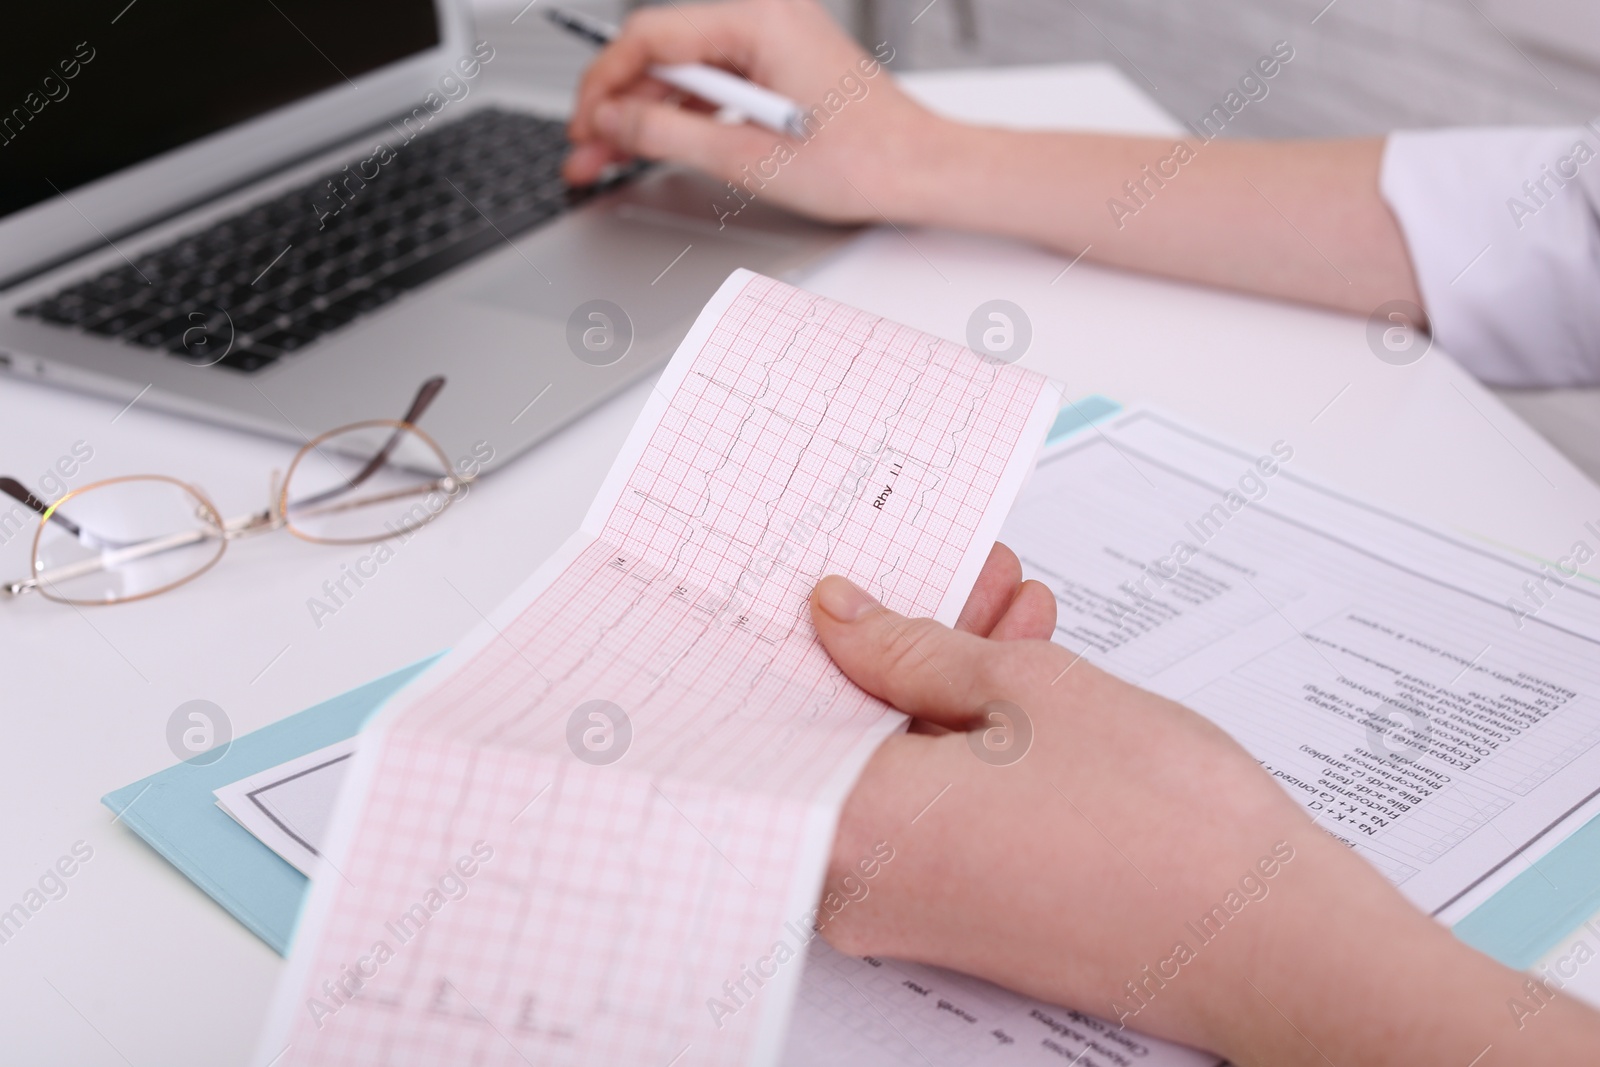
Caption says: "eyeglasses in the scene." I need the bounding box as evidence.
[2,377,473,606]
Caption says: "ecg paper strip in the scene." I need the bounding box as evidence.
[258,270,1061,1067]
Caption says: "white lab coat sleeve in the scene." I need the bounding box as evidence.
[1380,126,1600,387]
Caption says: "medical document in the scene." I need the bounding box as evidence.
[256,270,1063,1066]
[783,940,1218,1067]
[774,410,1600,1066]
[1001,410,1600,921]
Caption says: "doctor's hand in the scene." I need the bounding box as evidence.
[563,0,940,225]
[810,551,1600,1067]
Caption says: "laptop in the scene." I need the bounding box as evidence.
[0,0,849,471]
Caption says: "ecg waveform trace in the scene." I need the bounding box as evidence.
[269,273,1055,1067]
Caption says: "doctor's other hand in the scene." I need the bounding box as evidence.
[808,566,1600,1067]
[563,0,939,225]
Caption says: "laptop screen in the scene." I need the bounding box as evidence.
[2,0,440,220]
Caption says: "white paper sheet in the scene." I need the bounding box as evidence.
[214,739,357,878]
[997,409,1600,922]
[782,941,1218,1067]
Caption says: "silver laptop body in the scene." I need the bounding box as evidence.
[0,0,848,471]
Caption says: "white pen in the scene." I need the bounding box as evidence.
[547,6,809,139]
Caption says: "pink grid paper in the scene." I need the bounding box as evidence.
[268,273,1054,1067]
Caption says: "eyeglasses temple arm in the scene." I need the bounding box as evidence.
[401,375,447,425]
[1,476,85,538]
[10,528,212,595]
[354,375,448,487]
[284,376,447,515]
[4,508,259,597]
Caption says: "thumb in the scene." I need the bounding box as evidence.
[592,95,776,179]
[811,575,1000,729]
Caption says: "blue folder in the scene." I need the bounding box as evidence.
[101,655,440,955]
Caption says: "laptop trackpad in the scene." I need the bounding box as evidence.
[463,201,802,333]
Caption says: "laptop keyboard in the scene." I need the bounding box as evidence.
[17,108,603,373]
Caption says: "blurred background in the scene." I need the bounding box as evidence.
[470,0,1600,133]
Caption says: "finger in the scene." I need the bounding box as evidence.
[562,141,631,186]
[953,543,1023,637]
[811,575,1002,728]
[571,4,759,142]
[587,94,777,178]
[567,75,673,145]
[565,77,694,184]
[988,579,1057,642]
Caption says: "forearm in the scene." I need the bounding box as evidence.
[1211,837,1600,1066]
[888,120,1423,318]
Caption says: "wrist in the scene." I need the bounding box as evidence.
[1198,832,1521,1067]
[877,114,994,228]
[872,117,1100,248]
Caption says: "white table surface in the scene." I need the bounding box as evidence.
[3,61,1597,1066]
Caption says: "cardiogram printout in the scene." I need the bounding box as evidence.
[256,269,1062,1066]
